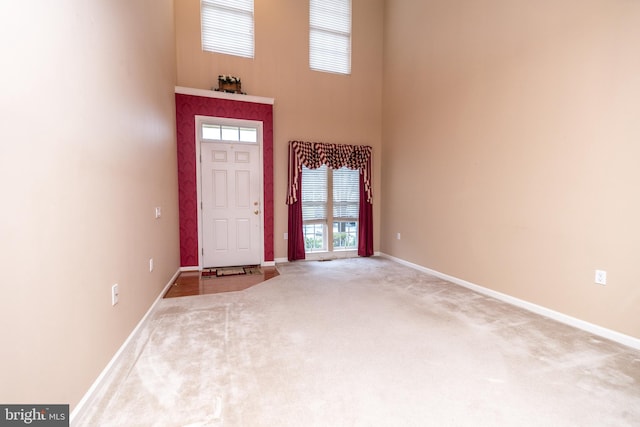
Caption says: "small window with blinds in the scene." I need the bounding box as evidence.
[302,165,358,253]
[309,0,352,75]
[201,0,254,58]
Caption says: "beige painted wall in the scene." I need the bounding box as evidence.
[4,0,636,412]
[0,1,179,409]
[382,0,640,338]
[175,0,384,259]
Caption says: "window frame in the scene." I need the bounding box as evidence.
[201,123,258,143]
[301,165,359,255]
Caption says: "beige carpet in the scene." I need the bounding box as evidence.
[74,257,640,426]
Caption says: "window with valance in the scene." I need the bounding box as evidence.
[287,140,373,260]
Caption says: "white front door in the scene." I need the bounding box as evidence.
[201,142,262,267]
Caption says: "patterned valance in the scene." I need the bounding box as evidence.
[287,140,372,204]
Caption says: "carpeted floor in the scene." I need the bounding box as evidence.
[74,257,640,426]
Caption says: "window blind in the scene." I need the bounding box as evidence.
[201,0,254,58]
[302,165,328,221]
[333,167,359,219]
[309,0,351,74]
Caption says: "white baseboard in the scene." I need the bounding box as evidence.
[262,260,276,267]
[180,266,200,272]
[378,253,640,351]
[70,268,181,423]
[274,252,380,264]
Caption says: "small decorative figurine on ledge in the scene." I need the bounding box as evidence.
[215,75,244,94]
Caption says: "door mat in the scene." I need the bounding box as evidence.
[201,265,262,279]
[216,267,246,277]
[243,265,262,275]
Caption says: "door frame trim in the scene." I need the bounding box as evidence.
[195,115,264,269]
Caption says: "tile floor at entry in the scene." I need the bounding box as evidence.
[164,266,279,298]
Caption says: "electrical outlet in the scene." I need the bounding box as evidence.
[284,232,288,240]
[155,207,162,219]
[112,284,119,306]
[396,232,401,240]
[594,269,607,285]
[149,258,154,272]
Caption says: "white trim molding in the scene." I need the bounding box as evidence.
[379,253,640,351]
[175,86,274,105]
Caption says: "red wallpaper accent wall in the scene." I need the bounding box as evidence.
[175,93,274,267]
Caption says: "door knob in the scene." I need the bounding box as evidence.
[254,210,260,215]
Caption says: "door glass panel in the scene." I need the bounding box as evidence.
[239,127,257,142]
[202,124,221,140]
[221,126,239,141]
[203,123,258,143]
